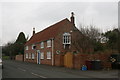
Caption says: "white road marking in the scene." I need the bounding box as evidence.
[31,72,47,78]
[18,68,26,72]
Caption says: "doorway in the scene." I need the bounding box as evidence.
[64,52,73,68]
[37,50,41,64]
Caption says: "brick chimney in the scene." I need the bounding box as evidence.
[70,12,75,25]
[33,27,35,35]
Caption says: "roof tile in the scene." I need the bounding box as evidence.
[25,18,71,45]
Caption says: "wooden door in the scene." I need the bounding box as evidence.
[64,52,73,68]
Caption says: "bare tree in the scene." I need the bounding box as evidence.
[72,26,94,53]
[79,24,101,42]
[76,24,104,52]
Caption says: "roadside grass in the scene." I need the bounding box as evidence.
[2,56,10,60]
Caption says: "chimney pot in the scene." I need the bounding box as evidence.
[70,12,75,25]
[33,27,35,35]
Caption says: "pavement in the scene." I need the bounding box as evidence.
[2,60,119,79]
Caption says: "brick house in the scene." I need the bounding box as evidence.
[24,12,93,66]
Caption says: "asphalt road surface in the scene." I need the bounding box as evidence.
[2,60,119,79]
[0,68,2,79]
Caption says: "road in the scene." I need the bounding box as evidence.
[0,68,2,79]
[2,60,119,79]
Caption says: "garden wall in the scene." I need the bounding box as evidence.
[73,52,112,69]
[15,54,23,61]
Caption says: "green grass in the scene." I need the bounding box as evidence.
[2,56,10,60]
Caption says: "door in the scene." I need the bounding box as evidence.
[64,52,73,68]
[37,50,41,64]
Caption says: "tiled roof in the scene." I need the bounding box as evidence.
[25,18,72,45]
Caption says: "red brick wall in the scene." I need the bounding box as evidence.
[54,52,111,69]
[24,40,53,65]
[24,21,94,66]
[24,47,37,63]
[39,41,52,65]
[73,52,112,69]
[73,54,87,69]
[15,54,23,61]
[53,21,92,67]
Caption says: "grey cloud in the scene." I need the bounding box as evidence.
[1,2,118,45]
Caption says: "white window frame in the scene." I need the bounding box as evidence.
[32,44,36,49]
[29,53,31,59]
[47,51,51,59]
[25,46,28,50]
[63,33,71,44]
[26,53,28,59]
[40,42,44,48]
[47,40,51,48]
[32,53,35,59]
[40,52,44,59]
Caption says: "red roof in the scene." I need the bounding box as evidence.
[25,18,72,45]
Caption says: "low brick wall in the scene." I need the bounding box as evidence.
[54,51,113,69]
[73,52,112,69]
[15,54,23,61]
[25,59,37,63]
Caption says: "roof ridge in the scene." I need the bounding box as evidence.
[34,18,69,36]
[25,18,70,45]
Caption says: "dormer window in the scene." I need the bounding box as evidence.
[32,44,36,49]
[63,32,71,44]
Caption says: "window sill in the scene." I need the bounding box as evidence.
[47,46,51,48]
[63,43,71,44]
[47,58,51,60]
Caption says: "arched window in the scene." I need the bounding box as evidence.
[63,32,71,44]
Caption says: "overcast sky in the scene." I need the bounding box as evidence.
[0,0,118,46]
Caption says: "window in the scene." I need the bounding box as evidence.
[26,53,28,59]
[40,52,44,59]
[47,40,51,47]
[25,46,28,50]
[47,52,51,59]
[32,44,36,49]
[40,42,44,48]
[63,33,71,44]
[32,53,35,59]
[29,53,31,59]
